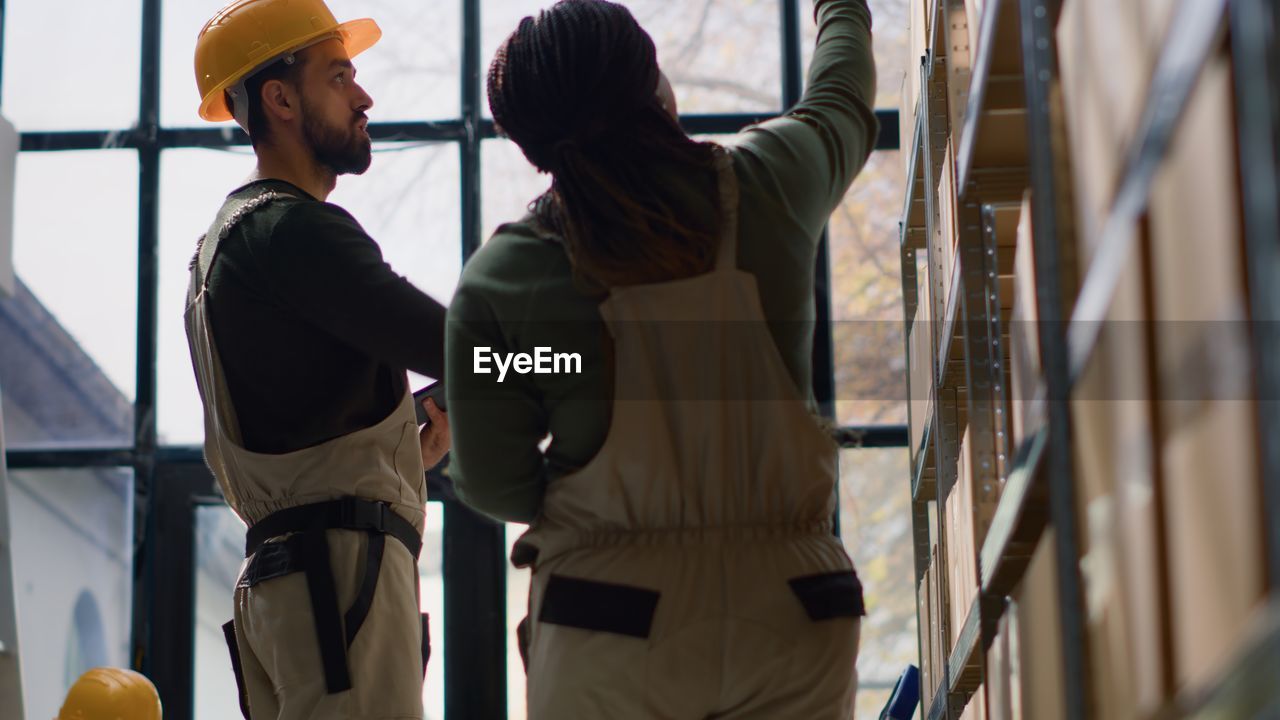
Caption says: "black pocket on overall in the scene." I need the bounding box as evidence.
[537,574,661,639]
[222,620,252,719]
[788,570,867,620]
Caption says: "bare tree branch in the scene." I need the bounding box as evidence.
[670,0,718,69]
[665,72,777,108]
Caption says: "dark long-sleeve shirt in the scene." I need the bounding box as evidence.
[204,179,447,454]
[446,0,878,523]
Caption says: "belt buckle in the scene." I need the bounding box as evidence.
[344,499,388,534]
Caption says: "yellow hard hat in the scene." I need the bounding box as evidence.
[195,0,381,123]
[57,667,162,720]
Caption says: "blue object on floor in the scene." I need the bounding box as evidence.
[879,664,921,720]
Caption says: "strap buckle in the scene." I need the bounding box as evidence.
[341,498,388,535]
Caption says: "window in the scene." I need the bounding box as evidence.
[2,0,142,131]
[4,2,909,718]
[66,591,111,687]
[3,151,138,449]
[5,468,134,720]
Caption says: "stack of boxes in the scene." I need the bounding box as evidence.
[1060,0,1268,715]
[901,0,1271,717]
[1145,30,1265,709]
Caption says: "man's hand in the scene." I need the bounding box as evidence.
[419,397,451,469]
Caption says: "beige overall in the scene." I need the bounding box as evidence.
[185,190,429,720]
[515,150,864,719]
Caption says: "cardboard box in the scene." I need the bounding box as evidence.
[1056,0,1149,262]
[964,0,986,66]
[987,610,1018,720]
[960,682,988,720]
[948,428,980,649]
[1071,220,1168,718]
[927,543,947,700]
[1008,194,1042,450]
[1006,600,1026,720]
[1072,348,1139,720]
[1160,400,1263,690]
[932,543,948,694]
[911,0,931,179]
[1148,53,1265,692]
[1079,0,1150,150]
[1014,532,1065,720]
[920,554,937,701]
[910,254,935,467]
[901,72,917,178]
[934,142,959,321]
[1138,0,1177,61]
[903,0,929,176]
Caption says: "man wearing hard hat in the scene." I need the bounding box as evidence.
[185,1,450,718]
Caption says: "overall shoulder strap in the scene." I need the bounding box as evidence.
[712,146,741,272]
[190,188,302,294]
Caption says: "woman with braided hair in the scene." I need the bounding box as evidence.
[447,1,877,716]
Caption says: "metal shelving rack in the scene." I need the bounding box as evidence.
[900,0,1280,717]
[900,1,1056,717]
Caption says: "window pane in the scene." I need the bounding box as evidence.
[157,147,259,445]
[193,501,446,719]
[838,448,917,716]
[327,142,460,391]
[7,468,134,720]
[830,150,907,426]
[157,143,460,445]
[325,0,463,122]
[159,0,222,130]
[506,523,531,720]
[328,143,462,304]
[192,504,245,719]
[2,151,137,449]
[802,0,909,109]
[161,0,462,128]
[482,0,782,116]
[2,1,141,131]
[481,139,549,241]
[422,505,446,720]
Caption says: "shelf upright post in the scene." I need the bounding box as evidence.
[1230,0,1280,592]
[1018,0,1090,718]
[919,7,961,713]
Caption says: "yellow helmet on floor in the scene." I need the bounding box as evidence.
[195,0,381,124]
[57,667,162,720]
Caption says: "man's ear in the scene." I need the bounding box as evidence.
[260,79,298,124]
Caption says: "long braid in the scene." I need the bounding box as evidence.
[488,0,721,292]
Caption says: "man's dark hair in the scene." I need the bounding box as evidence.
[226,55,305,148]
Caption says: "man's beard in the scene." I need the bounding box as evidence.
[302,98,372,176]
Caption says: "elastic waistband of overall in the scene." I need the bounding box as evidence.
[513,519,840,568]
[522,515,834,556]
[543,519,836,549]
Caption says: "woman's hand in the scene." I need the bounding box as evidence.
[419,397,451,469]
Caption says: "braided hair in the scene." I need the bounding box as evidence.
[488,0,721,291]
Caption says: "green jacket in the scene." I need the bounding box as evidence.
[446,0,878,523]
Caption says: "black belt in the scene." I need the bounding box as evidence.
[245,497,421,559]
[237,498,426,696]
